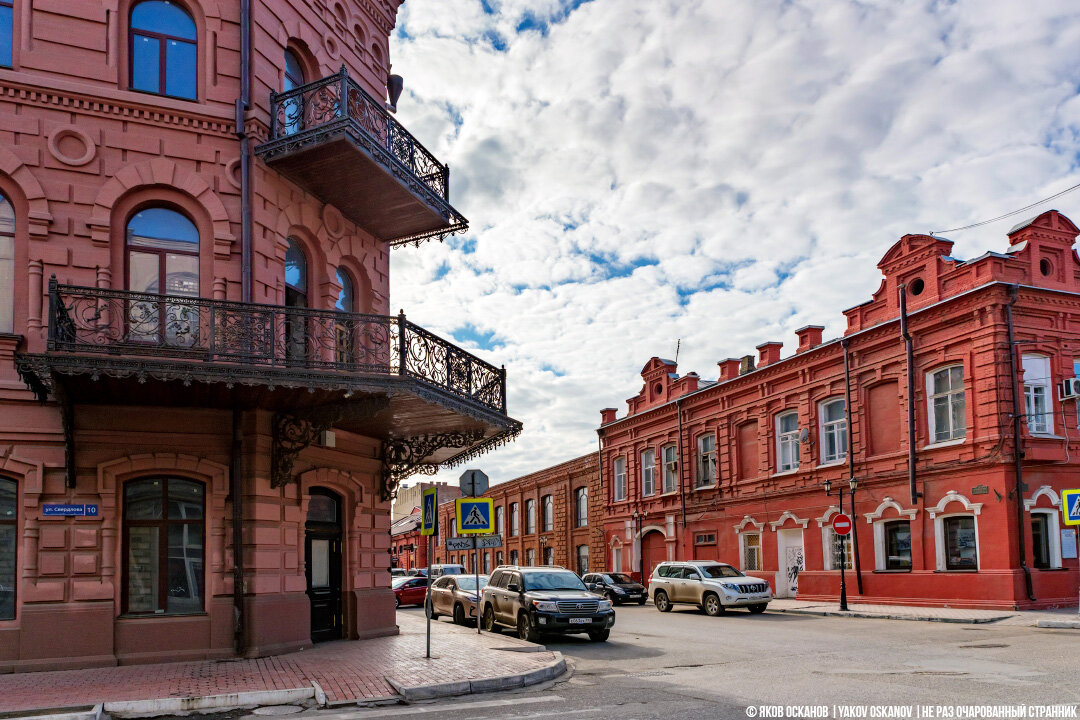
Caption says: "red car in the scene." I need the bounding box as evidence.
[393,576,429,608]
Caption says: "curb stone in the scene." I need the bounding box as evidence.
[1036,619,1080,629]
[773,607,1010,624]
[386,651,567,702]
[102,688,314,717]
[0,704,103,720]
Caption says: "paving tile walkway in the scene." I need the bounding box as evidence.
[0,613,557,713]
[768,598,1080,626]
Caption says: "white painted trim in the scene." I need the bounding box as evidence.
[637,523,667,540]
[927,490,982,519]
[815,505,841,527]
[864,496,919,523]
[734,515,764,533]
[609,534,623,548]
[921,438,966,451]
[1029,508,1063,569]
[872,517,914,570]
[933,511,981,571]
[770,510,810,530]
[1024,485,1061,510]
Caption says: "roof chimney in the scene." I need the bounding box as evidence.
[739,355,756,375]
[718,358,741,381]
[756,341,782,367]
[795,325,824,353]
[600,408,618,425]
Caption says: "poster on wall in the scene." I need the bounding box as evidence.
[1061,528,1078,560]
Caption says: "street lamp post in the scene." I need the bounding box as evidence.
[632,510,643,581]
[823,477,858,612]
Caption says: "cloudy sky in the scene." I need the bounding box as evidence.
[387,0,1080,489]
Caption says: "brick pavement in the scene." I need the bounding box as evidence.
[768,598,1080,625]
[0,613,558,713]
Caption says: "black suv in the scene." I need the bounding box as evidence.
[480,566,615,643]
[582,572,647,605]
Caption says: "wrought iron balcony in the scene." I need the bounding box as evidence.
[255,66,468,247]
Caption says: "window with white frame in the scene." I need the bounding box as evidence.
[776,411,799,472]
[824,528,853,570]
[525,548,536,566]
[662,444,678,493]
[613,457,627,501]
[1022,355,1053,435]
[509,549,518,565]
[874,519,912,570]
[694,532,716,545]
[943,515,977,570]
[819,399,847,463]
[0,193,13,334]
[525,499,536,534]
[696,434,716,487]
[542,495,553,532]
[509,503,519,536]
[575,487,588,527]
[740,532,761,571]
[927,365,965,443]
[612,545,622,573]
[495,505,504,534]
[543,546,554,565]
[1030,510,1061,569]
[641,449,656,496]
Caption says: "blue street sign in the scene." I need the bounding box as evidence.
[1063,488,1080,526]
[456,498,494,534]
[421,487,438,536]
[43,504,98,517]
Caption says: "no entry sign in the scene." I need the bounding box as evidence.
[832,513,853,536]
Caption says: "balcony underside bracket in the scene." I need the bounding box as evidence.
[270,395,389,488]
[381,429,485,501]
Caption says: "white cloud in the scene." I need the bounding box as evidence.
[388,0,1080,488]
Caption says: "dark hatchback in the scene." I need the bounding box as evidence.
[480,566,616,643]
[582,572,647,605]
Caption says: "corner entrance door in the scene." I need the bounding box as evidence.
[776,528,804,598]
[305,488,343,642]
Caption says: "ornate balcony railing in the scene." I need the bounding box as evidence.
[43,281,507,415]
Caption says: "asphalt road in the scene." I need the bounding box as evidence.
[237,605,1080,720]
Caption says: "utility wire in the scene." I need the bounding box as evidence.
[931,180,1080,236]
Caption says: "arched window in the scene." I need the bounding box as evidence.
[0,0,13,68]
[334,268,355,363]
[282,48,306,135]
[575,487,588,527]
[335,268,354,312]
[284,238,308,307]
[126,207,199,345]
[0,193,13,334]
[0,476,15,620]
[123,477,205,614]
[576,545,588,575]
[525,499,535,534]
[130,1,197,100]
[542,495,553,532]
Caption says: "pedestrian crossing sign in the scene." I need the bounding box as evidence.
[456,498,494,535]
[1063,488,1080,526]
[421,487,438,536]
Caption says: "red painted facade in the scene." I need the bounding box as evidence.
[598,211,1080,610]
[0,0,517,671]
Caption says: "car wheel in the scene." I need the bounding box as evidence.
[588,629,610,642]
[453,603,466,625]
[517,612,541,643]
[482,605,498,633]
[395,595,400,608]
[748,603,768,614]
[703,593,724,617]
[426,600,440,619]
[637,597,647,605]
[654,591,671,612]
[605,591,619,605]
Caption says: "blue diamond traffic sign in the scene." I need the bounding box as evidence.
[1063,488,1080,526]
[455,498,494,534]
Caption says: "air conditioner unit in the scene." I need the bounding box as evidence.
[1059,378,1080,400]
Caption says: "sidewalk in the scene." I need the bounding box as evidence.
[768,598,1080,627]
[0,613,565,716]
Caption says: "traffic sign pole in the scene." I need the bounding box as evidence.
[474,535,481,634]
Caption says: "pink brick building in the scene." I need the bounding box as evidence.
[0,0,518,671]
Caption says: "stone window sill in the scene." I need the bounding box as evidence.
[817,459,847,469]
[922,438,965,451]
[692,484,717,492]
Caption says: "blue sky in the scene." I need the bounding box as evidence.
[387,0,1080,490]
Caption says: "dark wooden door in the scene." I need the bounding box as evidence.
[306,489,343,642]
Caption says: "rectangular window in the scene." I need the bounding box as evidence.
[525,499,535,534]
[0,477,16,620]
[694,532,716,545]
[612,546,622,573]
[164,39,197,100]
[1031,514,1050,570]
[575,487,588,527]
[613,457,627,501]
[543,547,554,566]
[510,503,519,536]
[132,34,162,94]
[496,551,503,566]
[576,545,588,574]
[944,516,977,570]
[820,399,847,464]
[927,366,966,443]
[641,449,656,496]
[827,529,853,571]
[1023,355,1053,435]
[510,549,518,565]
[0,0,12,68]
[883,520,912,570]
[776,412,799,472]
[542,495,553,532]
[0,235,12,334]
[495,506,503,534]
[525,548,536,566]
[695,434,716,487]
[741,533,761,571]
[662,445,678,493]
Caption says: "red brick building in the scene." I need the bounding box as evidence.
[432,455,604,575]
[0,0,519,671]
[598,211,1080,610]
[389,510,424,572]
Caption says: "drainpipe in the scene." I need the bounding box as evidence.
[230,408,246,654]
[1006,286,1036,602]
[898,285,920,507]
[676,398,687,535]
[238,0,253,303]
[841,338,864,595]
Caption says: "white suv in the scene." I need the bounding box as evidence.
[648,561,772,616]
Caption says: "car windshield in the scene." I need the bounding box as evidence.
[456,576,489,592]
[700,565,743,578]
[392,576,422,588]
[605,573,635,584]
[522,571,587,592]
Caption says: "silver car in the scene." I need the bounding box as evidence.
[426,574,489,625]
[648,561,772,616]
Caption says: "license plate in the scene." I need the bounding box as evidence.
[569,617,592,624]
